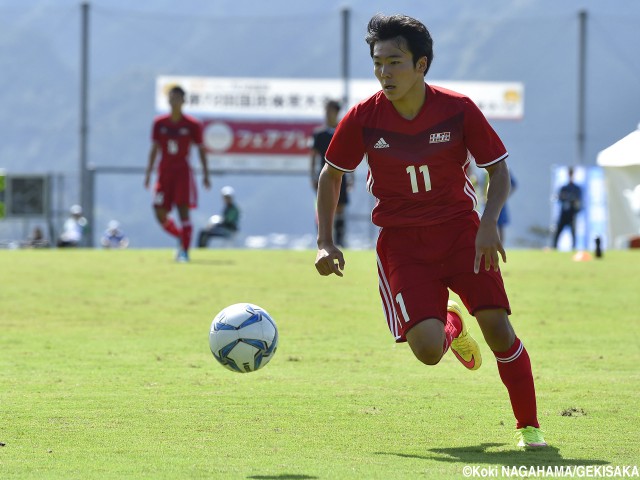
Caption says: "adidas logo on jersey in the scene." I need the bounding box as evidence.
[429,132,451,144]
[374,137,390,149]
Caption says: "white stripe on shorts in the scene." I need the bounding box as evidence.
[377,251,402,341]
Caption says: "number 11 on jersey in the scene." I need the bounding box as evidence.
[406,165,432,193]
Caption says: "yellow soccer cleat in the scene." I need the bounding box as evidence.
[516,426,548,448]
[448,300,482,370]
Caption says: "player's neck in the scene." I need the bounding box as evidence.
[170,109,183,122]
[326,115,338,128]
[392,81,426,120]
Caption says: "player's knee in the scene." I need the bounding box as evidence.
[406,319,446,366]
[412,346,444,366]
[475,308,514,352]
[154,207,167,224]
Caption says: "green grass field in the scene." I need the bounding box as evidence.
[1,248,639,479]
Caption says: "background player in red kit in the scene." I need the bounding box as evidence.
[144,85,210,262]
[314,14,547,448]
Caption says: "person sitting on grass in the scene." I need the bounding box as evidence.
[198,186,240,248]
[101,220,129,249]
[57,204,87,248]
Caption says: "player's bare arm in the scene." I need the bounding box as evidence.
[475,160,510,273]
[198,145,211,189]
[310,149,321,191]
[315,164,346,277]
[144,143,159,189]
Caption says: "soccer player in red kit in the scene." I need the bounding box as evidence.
[314,14,546,448]
[145,85,210,262]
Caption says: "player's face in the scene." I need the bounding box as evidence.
[325,105,339,125]
[168,91,185,109]
[373,38,426,104]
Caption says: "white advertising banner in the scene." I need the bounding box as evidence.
[156,76,524,120]
[156,76,524,172]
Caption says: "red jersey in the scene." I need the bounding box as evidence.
[151,113,204,171]
[325,84,508,227]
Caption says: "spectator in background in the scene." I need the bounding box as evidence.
[101,220,129,249]
[552,166,582,249]
[57,204,87,247]
[310,99,353,247]
[24,226,49,248]
[197,186,240,248]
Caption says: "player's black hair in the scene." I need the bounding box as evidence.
[169,85,186,97]
[365,14,434,76]
[325,100,341,111]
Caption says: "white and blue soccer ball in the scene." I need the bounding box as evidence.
[209,303,278,373]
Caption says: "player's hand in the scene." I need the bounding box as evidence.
[474,220,506,274]
[315,244,345,277]
[203,176,211,189]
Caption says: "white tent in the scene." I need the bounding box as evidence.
[596,124,640,248]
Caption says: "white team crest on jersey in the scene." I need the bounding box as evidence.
[429,132,451,144]
[374,137,390,149]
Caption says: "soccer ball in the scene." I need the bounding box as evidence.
[209,303,278,373]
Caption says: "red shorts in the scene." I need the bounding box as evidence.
[376,215,510,343]
[153,165,197,210]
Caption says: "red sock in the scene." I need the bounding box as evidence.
[162,218,181,238]
[494,337,540,429]
[181,221,192,251]
[442,310,462,355]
